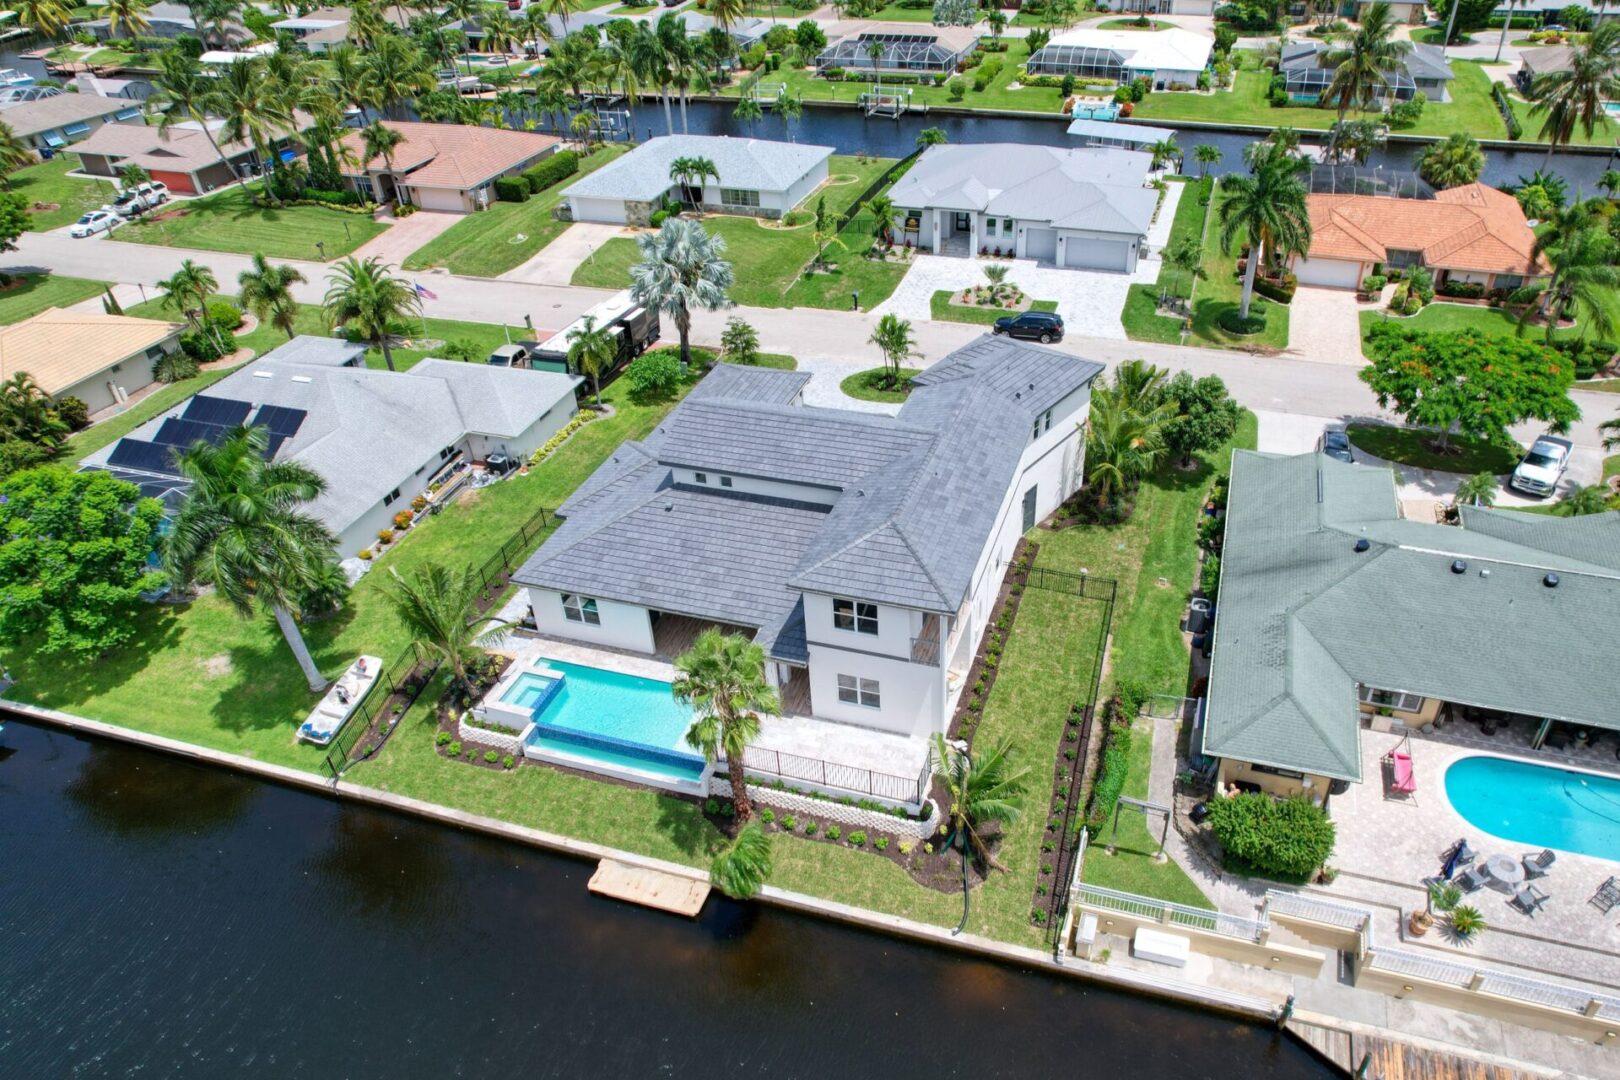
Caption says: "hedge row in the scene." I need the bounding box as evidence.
[521,149,581,194]
[1492,82,1521,140]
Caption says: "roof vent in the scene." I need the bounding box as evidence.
[1353,538,1370,553]
[1544,573,1560,588]
[855,489,865,498]
[1479,568,1490,579]
[291,375,312,384]
[663,501,673,512]
[1450,560,1467,574]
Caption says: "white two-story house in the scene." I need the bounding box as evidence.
[512,335,1103,744]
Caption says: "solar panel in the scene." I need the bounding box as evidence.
[182,394,252,427]
[153,417,233,450]
[108,438,182,476]
[253,404,307,438]
[264,431,291,459]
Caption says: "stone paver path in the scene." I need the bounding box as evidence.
[1284,286,1369,366]
[500,222,635,285]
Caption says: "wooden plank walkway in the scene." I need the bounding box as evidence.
[1290,1020,1548,1080]
[588,859,710,917]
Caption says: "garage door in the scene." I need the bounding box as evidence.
[570,196,629,225]
[413,186,468,213]
[1024,228,1057,261]
[1062,238,1130,272]
[1294,257,1362,289]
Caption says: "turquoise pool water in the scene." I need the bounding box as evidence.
[513,660,705,783]
[1445,756,1620,860]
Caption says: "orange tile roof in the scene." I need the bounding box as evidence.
[1305,183,1548,275]
[338,122,562,190]
[0,308,183,396]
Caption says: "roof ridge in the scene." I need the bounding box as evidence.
[1283,617,1360,775]
[888,519,952,607]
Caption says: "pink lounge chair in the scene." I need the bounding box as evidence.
[1382,735,1417,802]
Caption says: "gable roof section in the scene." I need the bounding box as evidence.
[563,135,833,202]
[337,122,561,189]
[685,363,810,404]
[1305,184,1547,275]
[0,308,182,395]
[0,92,130,136]
[69,115,311,171]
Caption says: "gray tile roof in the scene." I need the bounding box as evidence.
[887,144,1156,237]
[515,337,1104,658]
[1203,451,1620,781]
[685,363,810,404]
[1280,39,1453,82]
[563,134,833,203]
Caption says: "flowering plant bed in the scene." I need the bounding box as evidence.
[951,283,1032,312]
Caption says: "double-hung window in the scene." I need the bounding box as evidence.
[562,594,601,626]
[832,597,878,635]
[837,674,881,708]
[1358,686,1425,712]
[719,188,760,208]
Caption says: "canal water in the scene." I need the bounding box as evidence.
[0,719,1336,1078]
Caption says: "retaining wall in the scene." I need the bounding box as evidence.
[711,777,942,842]
[458,716,525,756]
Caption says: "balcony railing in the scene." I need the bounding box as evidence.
[911,614,942,666]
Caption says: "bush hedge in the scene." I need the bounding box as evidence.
[495,176,529,203]
[522,149,580,194]
[1207,793,1336,881]
[1552,337,1618,379]
[1492,83,1521,140]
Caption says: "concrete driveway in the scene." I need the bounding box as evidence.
[501,222,635,285]
[349,209,461,267]
[1284,286,1368,366]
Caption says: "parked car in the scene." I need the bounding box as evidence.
[992,310,1065,344]
[69,208,120,237]
[110,181,168,219]
[487,343,532,368]
[1509,435,1572,497]
[1319,429,1354,464]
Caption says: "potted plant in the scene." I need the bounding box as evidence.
[1410,881,1461,937]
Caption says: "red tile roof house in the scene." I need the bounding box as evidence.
[336,122,562,213]
[1289,183,1550,295]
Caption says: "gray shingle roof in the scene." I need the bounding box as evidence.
[0,92,131,137]
[563,135,833,203]
[1203,451,1620,781]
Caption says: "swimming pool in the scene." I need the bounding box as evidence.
[1445,755,1620,860]
[515,660,706,783]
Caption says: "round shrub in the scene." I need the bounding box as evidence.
[206,300,244,331]
[1206,793,1336,881]
[376,528,395,545]
[392,510,414,530]
[55,395,89,431]
[154,350,201,383]
[624,349,683,398]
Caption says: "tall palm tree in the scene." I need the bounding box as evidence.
[710,823,772,899]
[628,218,734,368]
[480,5,519,57]
[565,314,616,405]
[654,13,693,132]
[238,254,307,341]
[1528,20,1620,166]
[149,50,232,186]
[1083,381,1170,512]
[1519,218,1620,341]
[157,258,224,350]
[1217,142,1313,320]
[1417,131,1485,189]
[732,94,763,131]
[103,0,152,43]
[931,733,1029,872]
[1193,143,1221,177]
[0,120,35,184]
[347,0,389,47]
[12,0,71,38]
[364,33,434,120]
[385,564,516,697]
[1321,1,1409,121]
[327,44,377,124]
[631,22,676,135]
[164,425,337,692]
[322,256,421,372]
[211,58,294,199]
[868,313,919,389]
[673,628,781,824]
[544,0,579,36]
[359,120,406,205]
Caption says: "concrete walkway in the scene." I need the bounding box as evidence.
[500,222,635,285]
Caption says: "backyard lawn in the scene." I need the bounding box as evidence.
[116,185,387,261]
[1357,293,1620,349]
[402,144,630,277]
[0,273,108,324]
[11,155,121,232]
[930,290,1057,325]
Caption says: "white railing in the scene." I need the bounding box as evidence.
[1263,890,1371,932]
[1055,826,1090,964]
[1077,883,1268,943]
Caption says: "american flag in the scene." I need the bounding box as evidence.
[413,282,438,301]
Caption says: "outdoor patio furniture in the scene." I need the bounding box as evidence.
[1522,849,1556,880]
[1439,839,1474,880]
[1510,883,1550,917]
[1456,865,1489,893]
[1592,877,1620,915]
[1485,853,1525,886]
[1381,734,1417,803]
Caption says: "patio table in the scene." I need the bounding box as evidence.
[1485,854,1524,886]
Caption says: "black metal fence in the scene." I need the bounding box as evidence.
[835,148,922,233]
[321,641,440,780]
[1026,565,1119,605]
[470,505,553,594]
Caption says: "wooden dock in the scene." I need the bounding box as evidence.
[588,859,710,917]
[1290,1021,1548,1080]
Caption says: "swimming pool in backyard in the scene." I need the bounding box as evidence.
[1444,755,1620,861]
[502,660,705,783]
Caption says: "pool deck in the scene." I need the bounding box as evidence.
[1316,725,1620,990]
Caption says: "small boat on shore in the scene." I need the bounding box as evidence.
[299,656,383,746]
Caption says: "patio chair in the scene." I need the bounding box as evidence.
[1510,883,1550,917]
[1381,735,1417,803]
[1455,864,1489,894]
[1592,877,1619,915]
[1521,849,1556,880]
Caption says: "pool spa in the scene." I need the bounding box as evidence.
[1444,755,1620,861]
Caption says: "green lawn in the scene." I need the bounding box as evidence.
[1508,88,1620,147]
[930,290,1057,325]
[1187,178,1290,350]
[1356,292,1620,349]
[1582,379,1620,393]
[722,352,798,369]
[63,366,241,464]
[402,145,630,277]
[570,155,905,309]
[0,274,108,324]
[1122,176,1209,347]
[840,366,920,402]
[116,185,386,261]
[1346,421,1523,474]
[11,155,121,232]
[1097,16,1173,28]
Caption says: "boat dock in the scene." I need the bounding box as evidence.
[1291,1019,1547,1080]
[588,859,710,917]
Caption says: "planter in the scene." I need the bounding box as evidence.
[1408,909,1434,937]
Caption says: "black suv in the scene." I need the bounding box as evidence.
[992,310,1064,344]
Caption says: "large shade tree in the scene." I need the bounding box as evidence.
[672,628,781,824]
[629,218,733,368]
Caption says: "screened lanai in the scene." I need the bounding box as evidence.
[815,31,977,75]
[1283,62,1418,101]
[1025,43,1128,82]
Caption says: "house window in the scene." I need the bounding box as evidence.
[1358,686,1426,713]
[719,475,733,487]
[694,471,708,484]
[1002,218,1013,233]
[382,487,402,506]
[832,597,878,635]
[1030,408,1052,442]
[719,187,760,207]
[562,594,601,625]
[63,121,91,136]
[1384,249,1423,269]
[440,445,455,460]
[836,674,882,708]
[1022,485,1038,531]
[1250,763,1304,779]
[1494,274,1525,292]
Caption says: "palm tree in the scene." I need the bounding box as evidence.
[777,91,803,140]
[931,733,1029,872]
[103,0,152,43]
[149,51,233,188]
[1454,472,1498,508]
[1600,168,1620,200]
[1418,131,1485,189]
[385,564,516,697]
[0,371,69,450]
[322,256,421,372]
[915,126,948,148]
[0,121,35,184]
[1147,136,1180,172]
[1083,381,1170,512]
[164,425,337,692]
[237,254,307,341]
[868,193,896,246]
[1321,2,1410,121]
[655,13,695,132]
[211,58,295,200]
[867,38,884,94]
[868,313,919,389]
[708,0,746,31]
[628,218,734,368]
[1599,416,1620,451]
[360,120,406,206]
[1217,142,1313,320]
[327,44,378,124]
[480,5,519,57]
[157,258,225,351]
[1528,21,1620,166]
[1193,143,1222,177]
[1554,483,1614,515]
[732,94,763,130]
[364,33,434,120]
[710,823,772,899]
[544,0,579,36]
[1520,213,1620,341]
[12,0,71,38]
[631,22,676,135]
[673,628,781,824]
[565,314,616,405]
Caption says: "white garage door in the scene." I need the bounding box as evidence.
[1295,257,1362,289]
[570,196,629,225]
[1062,238,1130,272]
[413,186,467,213]
[1168,0,1213,13]
[1024,228,1057,261]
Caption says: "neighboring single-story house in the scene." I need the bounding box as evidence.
[81,0,251,43]
[563,134,833,225]
[81,336,583,556]
[68,116,308,193]
[815,25,981,76]
[1491,0,1619,22]
[0,307,182,415]
[1291,182,1549,291]
[1066,117,1178,151]
[1280,39,1454,103]
[1201,450,1620,800]
[1515,44,1575,92]
[1123,0,1216,15]
[886,143,1157,271]
[0,90,142,152]
[73,74,155,101]
[271,5,417,53]
[336,121,561,212]
[1028,27,1214,89]
[530,9,767,46]
[514,335,1102,751]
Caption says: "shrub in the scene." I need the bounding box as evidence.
[154,350,201,383]
[874,836,889,851]
[1206,793,1336,881]
[1436,280,1485,300]
[206,300,244,331]
[1252,273,1296,304]
[803,820,818,836]
[705,798,720,814]
[1385,91,1425,129]
[721,801,735,817]
[358,548,373,560]
[761,808,775,824]
[392,510,413,530]
[1200,553,1221,602]
[1217,310,1266,335]
[848,830,866,846]
[503,754,514,769]
[624,350,683,398]
[436,730,452,746]
[411,494,428,511]
[825,824,841,840]
[1360,274,1387,294]
[485,749,499,763]
[376,528,395,545]
[1551,337,1618,379]
[54,396,89,431]
[648,208,670,228]
[1084,716,1133,828]
[523,150,580,194]
[781,814,796,830]
[448,740,462,756]
[1060,73,1076,97]
[494,176,529,203]
[948,76,966,100]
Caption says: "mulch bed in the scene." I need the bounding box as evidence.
[945,536,1038,746]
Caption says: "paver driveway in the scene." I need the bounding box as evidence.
[1286,286,1368,366]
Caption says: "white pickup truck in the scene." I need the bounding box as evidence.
[109,181,170,219]
[1509,435,1572,497]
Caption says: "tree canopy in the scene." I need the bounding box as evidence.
[1162,372,1243,466]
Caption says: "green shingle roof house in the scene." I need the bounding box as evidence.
[1202,451,1620,801]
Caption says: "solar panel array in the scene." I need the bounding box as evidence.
[183,395,253,427]
[101,396,307,482]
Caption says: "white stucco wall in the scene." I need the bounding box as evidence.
[673,466,837,506]
[335,445,443,557]
[780,157,830,213]
[804,644,944,738]
[527,587,656,652]
[467,394,579,462]
[55,337,175,414]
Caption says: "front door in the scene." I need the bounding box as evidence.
[1022,485,1038,531]
[953,212,970,232]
